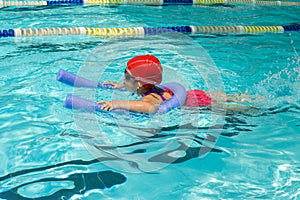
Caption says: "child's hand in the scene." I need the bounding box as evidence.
[103,81,124,89]
[97,100,114,111]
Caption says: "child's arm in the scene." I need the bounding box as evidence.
[97,93,165,113]
[98,99,158,113]
[102,81,124,89]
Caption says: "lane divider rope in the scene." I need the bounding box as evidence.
[0,25,299,38]
[1,0,300,7]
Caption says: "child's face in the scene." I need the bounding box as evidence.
[123,69,139,92]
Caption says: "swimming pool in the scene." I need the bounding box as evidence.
[0,2,300,199]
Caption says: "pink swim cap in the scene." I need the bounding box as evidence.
[184,90,213,107]
[126,55,162,87]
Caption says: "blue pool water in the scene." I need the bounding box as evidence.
[1,3,300,200]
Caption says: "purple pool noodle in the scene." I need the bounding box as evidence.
[57,69,119,89]
[64,94,127,113]
[64,94,103,112]
[64,83,186,114]
[156,83,186,114]
[56,69,98,88]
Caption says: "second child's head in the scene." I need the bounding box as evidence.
[124,55,163,94]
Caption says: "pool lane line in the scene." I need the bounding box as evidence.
[0,25,300,38]
[1,0,300,7]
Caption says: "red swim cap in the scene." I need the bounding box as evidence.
[126,55,162,87]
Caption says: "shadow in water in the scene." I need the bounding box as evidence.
[0,170,126,200]
[1,104,298,199]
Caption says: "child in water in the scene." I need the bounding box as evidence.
[98,54,252,113]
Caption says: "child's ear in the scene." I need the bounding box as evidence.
[136,86,142,94]
[136,85,147,95]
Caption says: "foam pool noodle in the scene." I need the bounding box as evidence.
[56,69,114,88]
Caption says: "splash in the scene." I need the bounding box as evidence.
[254,49,300,110]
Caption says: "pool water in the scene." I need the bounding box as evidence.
[1,3,300,200]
